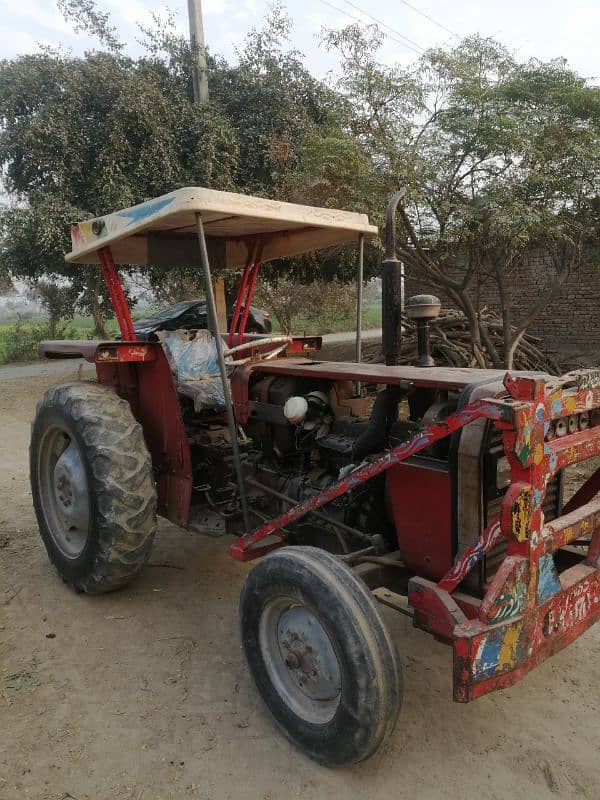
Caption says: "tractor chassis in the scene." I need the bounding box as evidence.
[230,367,600,700]
[33,190,600,765]
[43,326,600,704]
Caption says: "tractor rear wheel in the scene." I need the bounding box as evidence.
[239,546,402,766]
[30,381,157,593]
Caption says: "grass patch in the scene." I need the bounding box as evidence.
[0,318,75,364]
[4,656,39,692]
[0,304,382,364]
[0,316,111,365]
[0,311,153,363]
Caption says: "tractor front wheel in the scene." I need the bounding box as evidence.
[239,546,402,766]
[30,382,157,593]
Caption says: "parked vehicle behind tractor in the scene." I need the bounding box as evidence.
[30,187,600,766]
[117,297,272,340]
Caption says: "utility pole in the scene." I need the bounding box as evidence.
[187,2,225,326]
[187,0,209,104]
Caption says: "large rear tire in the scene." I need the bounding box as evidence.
[239,546,402,766]
[30,382,157,593]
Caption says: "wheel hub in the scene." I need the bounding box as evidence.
[277,606,341,702]
[56,473,73,507]
[53,444,89,534]
[39,428,91,560]
[259,597,342,724]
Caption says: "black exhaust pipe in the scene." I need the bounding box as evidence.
[382,189,406,366]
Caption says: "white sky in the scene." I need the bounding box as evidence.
[0,0,598,81]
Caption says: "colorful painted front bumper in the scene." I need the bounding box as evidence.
[410,370,600,702]
[453,501,600,702]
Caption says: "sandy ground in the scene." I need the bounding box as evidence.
[1,364,600,800]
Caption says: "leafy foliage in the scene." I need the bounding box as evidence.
[255,278,357,334]
[0,3,598,363]
[57,0,122,52]
[325,27,600,365]
[0,23,239,329]
[0,316,76,364]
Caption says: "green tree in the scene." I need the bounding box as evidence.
[211,4,343,196]
[0,15,239,334]
[209,5,373,288]
[326,28,600,367]
[0,271,13,294]
[3,2,597,364]
[0,3,360,330]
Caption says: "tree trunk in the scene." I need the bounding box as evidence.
[447,286,487,368]
[479,319,502,368]
[505,329,526,370]
[224,272,239,312]
[500,278,514,369]
[90,276,109,339]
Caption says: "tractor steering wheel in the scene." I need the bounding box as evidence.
[225,335,292,366]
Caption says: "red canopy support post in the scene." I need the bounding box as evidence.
[228,240,263,347]
[237,257,262,345]
[97,247,136,341]
[228,249,254,348]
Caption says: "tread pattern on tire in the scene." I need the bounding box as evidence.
[286,547,402,759]
[240,545,402,766]
[31,381,157,593]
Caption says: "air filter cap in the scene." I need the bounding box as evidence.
[405,294,441,320]
[284,396,308,425]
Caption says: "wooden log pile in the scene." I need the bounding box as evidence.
[363,309,560,374]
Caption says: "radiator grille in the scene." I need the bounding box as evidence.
[483,426,562,584]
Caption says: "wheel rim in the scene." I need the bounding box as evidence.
[38,425,90,559]
[259,596,342,724]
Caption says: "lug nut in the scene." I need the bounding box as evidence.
[555,417,568,437]
[285,653,300,670]
[579,412,590,431]
[568,415,579,435]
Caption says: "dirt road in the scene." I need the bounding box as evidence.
[1,365,599,800]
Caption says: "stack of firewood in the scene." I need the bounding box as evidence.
[362,309,560,374]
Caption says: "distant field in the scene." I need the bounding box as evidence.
[0,304,382,364]
[270,303,381,335]
[0,312,140,333]
[0,315,120,365]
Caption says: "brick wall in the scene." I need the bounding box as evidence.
[404,248,600,359]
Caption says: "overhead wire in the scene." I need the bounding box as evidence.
[337,0,426,52]
[394,0,458,38]
[318,0,425,55]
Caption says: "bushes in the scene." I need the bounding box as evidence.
[255,279,359,334]
[0,317,75,364]
[302,280,357,332]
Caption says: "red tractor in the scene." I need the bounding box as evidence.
[31,187,600,766]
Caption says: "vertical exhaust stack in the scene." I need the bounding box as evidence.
[405,294,441,367]
[382,189,406,366]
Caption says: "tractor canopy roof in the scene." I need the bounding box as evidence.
[66,187,378,268]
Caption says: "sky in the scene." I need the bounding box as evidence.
[0,0,598,82]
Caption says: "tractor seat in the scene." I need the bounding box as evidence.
[157,329,227,411]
